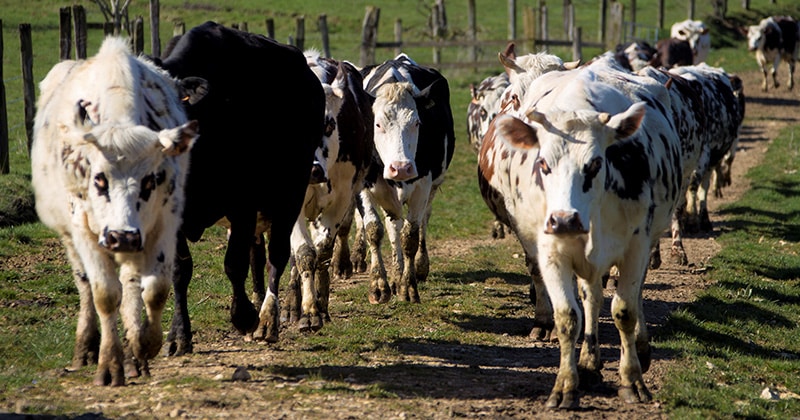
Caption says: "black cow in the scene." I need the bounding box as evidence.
[650,37,694,69]
[156,21,325,354]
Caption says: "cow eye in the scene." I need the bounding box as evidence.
[584,157,602,178]
[536,157,550,175]
[94,173,108,191]
[480,108,488,119]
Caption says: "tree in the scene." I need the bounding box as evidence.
[90,0,131,35]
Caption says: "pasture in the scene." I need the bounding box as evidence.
[1,1,800,418]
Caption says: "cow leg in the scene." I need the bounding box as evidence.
[314,236,334,323]
[119,262,145,378]
[525,252,554,342]
[788,57,795,90]
[289,217,323,331]
[225,218,260,335]
[540,251,581,410]
[332,203,355,279]
[697,172,713,232]
[61,237,100,369]
[613,248,652,404]
[250,233,267,309]
[350,206,368,274]
[669,208,688,266]
[492,218,506,239]
[359,191,391,304]
[414,189,436,284]
[74,236,125,386]
[771,58,780,89]
[282,258,302,324]
[166,234,193,356]
[577,276,604,389]
[255,219,294,343]
[397,220,421,303]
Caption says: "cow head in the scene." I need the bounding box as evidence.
[467,72,510,154]
[370,80,434,181]
[746,18,776,52]
[310,83,345,184]
[507,101,646,235]
[64,103,199,252]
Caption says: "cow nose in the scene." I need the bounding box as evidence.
[545,211,586,234]
[387,161,417,181]
[309,163,327,184]
[103,229,143,252]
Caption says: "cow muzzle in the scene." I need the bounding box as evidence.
[101,228,143,252]
[385,161,417,181]
[544,211,587,235]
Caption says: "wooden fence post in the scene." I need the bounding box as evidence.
[467,0,477,63]
[628,0,636,40]
[360,6,380,68]
[508,0,516,41]
[0,20,8,174]
[598,0,607,44]
[524,6,536,52]
[688,0,695,20]
[657,0,664,30]
[150,0,160,57]
[240,22,248,32]
[566,3,575,41]
[73,5,87,59]
[173,20,185,36]
[295,16,305,50]
[19,23,34,155]
[266,18,274,39]
[431,4,441,64]
[572,26,582,62]
[539,1,548,51]
[132,16,144,55]
[607,1,623,49]
[59,7,72,60]
[394,18,402,57]
[319,14,331,58]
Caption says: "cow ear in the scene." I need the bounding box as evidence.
[606,101,646,139]
[495,114,538,149]
[415,78,448,110]
[178,77,209,105]
[159,120,199,156]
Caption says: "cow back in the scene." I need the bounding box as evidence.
[159,21,325,241]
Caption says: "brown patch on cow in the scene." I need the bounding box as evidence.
[496,115,537,149]
[478,120,498,181]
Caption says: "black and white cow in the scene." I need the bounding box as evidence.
[669,64,745,233]
[649,37,694,69]
[277,51,374,330]
[352,53,455,304]
[671,19,711,64]
[613,40,657,71]
[479,59,684,408]
[744,16,800,91]
[31,37,199,385]
[155,21,325,352]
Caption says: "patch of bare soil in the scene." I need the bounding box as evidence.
[8,70,799,420]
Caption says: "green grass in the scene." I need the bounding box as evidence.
[657,125,800,419]
[2,0,800,418]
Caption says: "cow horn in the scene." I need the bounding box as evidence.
[526,109,549,127]
[563,59,581,70]
[598,112,611,124]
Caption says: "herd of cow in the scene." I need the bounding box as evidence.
[27,14,798,410]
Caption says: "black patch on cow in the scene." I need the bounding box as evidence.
[94,173,110,201]
[156,170,166,186]
[582,157,602,193]
[605,140,647,200]
[157,252,165,263]
[324,116,336,138]
[140,173,156,203]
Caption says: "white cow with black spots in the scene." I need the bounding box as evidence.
[31,37,199,386]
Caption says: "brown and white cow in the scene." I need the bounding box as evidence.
[479,59,684,408]
[353,53,455,304]
[744,16,800,91]
[31,37,199,386]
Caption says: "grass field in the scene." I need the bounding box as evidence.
[1,1,800,418]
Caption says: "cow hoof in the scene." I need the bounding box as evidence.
[529,324,555,342]
[163,339,192,357]
[618,383,652,403]
[546,390,579,410]
[297,316,312,332]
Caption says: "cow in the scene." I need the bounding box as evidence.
[467,71,509,154]
[277,51,374,330]
[351,53,455,304]
[671,19,711,64]
[649,37,694,69]
[669,64,745,233]
[31,37,199,385]
[710,74,746,199]
[479,59,684,409]
[154,21,325,353]
[612,40,657,71]
[744,16,800,91]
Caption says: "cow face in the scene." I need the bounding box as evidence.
[467,73,509,153]
[746,19,773,52]
[65,117,198,252]
[522,102,646,235]
[371,81,422,181]
[311,84,345,184]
